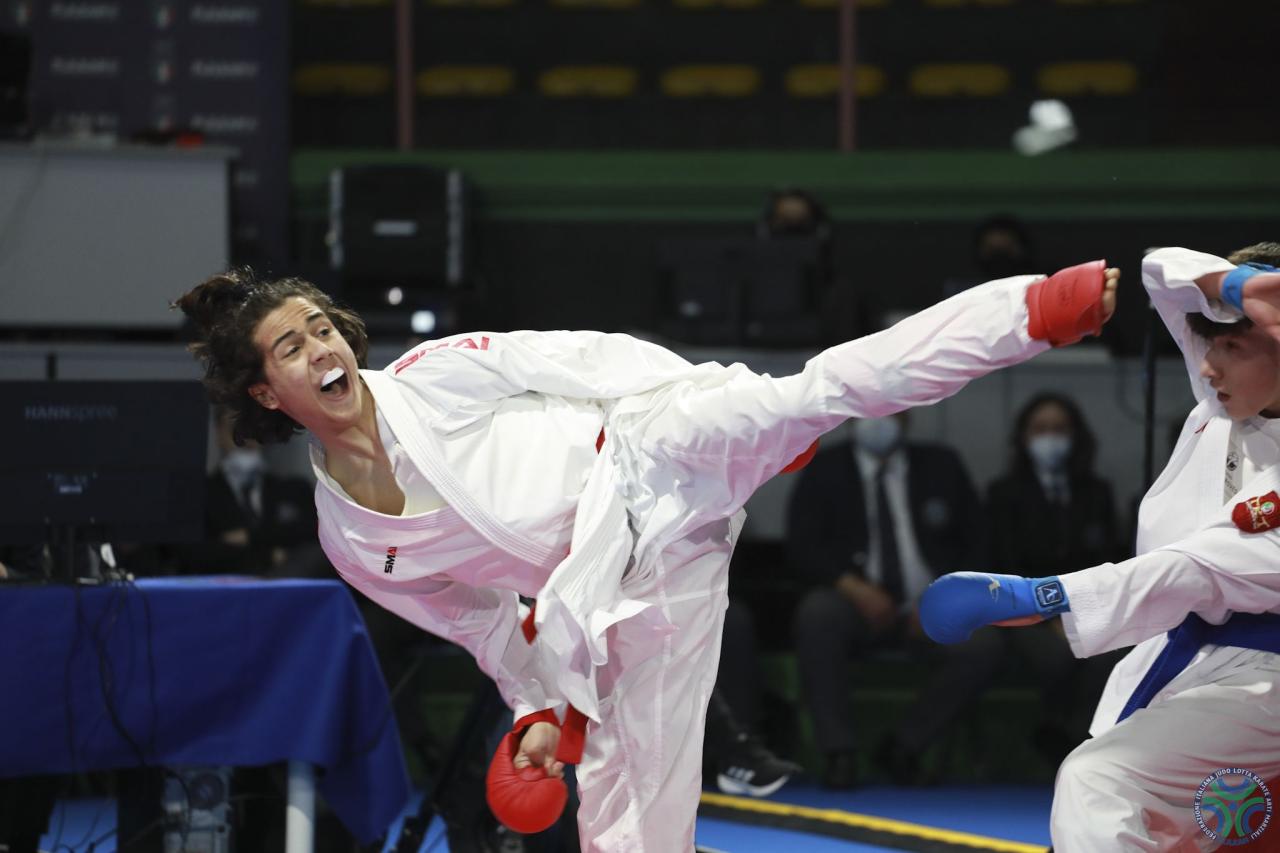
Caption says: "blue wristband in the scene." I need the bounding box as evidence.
[1031,576,1070,616]
[1222,262,1280,313]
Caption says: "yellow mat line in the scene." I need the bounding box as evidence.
[699,791,1048,853]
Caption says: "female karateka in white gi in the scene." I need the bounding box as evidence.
[176,259,1117,852]
[920,243,1280,851]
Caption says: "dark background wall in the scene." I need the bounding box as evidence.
[5,0,1278,330]
[291,0,1280,150]
[301,216,1274,352]
[291,148,1280,354]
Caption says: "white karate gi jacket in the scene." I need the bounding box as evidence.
[1060,247,1280,735]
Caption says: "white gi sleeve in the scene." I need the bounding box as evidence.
[1060,520,1280,658]
[799,273,1049,416]
[424,275,1048,434]
[390,328,702,404]
[505,276,1046,417]
[319,531,559,720]
[500,329,698,392]
[1141,247,1241,403]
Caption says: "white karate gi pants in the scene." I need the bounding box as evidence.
[1051,650,1280,852]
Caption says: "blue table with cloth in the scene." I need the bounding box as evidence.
[0,577,410,845]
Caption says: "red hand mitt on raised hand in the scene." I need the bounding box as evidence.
[485,728,568,835]
[1026,259,1107,347]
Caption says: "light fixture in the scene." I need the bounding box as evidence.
[410,310,436,335]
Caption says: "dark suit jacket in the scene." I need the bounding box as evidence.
[181,473,318,574]
[786,441,986,592]
[986,468,1122,576]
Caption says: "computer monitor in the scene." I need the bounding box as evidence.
[0,381,208,546]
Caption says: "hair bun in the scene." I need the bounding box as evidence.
[173,268,258,337]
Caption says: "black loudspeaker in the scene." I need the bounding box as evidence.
[328,164,472,292]
[0,29,31,137]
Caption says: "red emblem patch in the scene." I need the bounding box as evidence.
[1231,491,1280,533]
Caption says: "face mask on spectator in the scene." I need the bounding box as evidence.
[854,417,902,457]
[222,447,264,487]
[1027,433,1071,471]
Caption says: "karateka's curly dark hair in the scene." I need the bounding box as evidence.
[1185,241,1280,340]
[173,268,369,445]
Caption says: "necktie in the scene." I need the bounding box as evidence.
[240,478,260,527]
[1040,471,1066,505]
[875,462,904,603]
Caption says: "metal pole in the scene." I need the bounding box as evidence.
[1142,299,1159,491]
[837,0,858,151]
[285,760,316,853]
[394,0,414,150]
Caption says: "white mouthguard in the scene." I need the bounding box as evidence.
[320,367,346,389]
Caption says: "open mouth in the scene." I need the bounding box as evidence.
[320,366,350,397]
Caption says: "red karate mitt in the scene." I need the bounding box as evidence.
[485,724,569,835]
[490,603,591,834]
[1026,259,1107,347]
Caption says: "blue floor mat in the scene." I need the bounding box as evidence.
[696,815,903,851]
[764,781,1053,846]
[39,783,1053,852]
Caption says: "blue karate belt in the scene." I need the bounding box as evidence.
[1117,612,1280,723]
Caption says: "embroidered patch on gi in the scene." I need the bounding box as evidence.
[1231,491,1280,534]
[1193,768,1272,846]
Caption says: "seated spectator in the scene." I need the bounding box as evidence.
[179,407,326,576]
[988,392,1121,578]
[790,413,994,787]
[986,392,1127,757]
[705,599,801,797]
[759,188,830,242]
[943,214,1038,297]
[758,187,863,345]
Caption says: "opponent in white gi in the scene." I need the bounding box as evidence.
[920,244,1280,851]
[177,259,1116,852]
